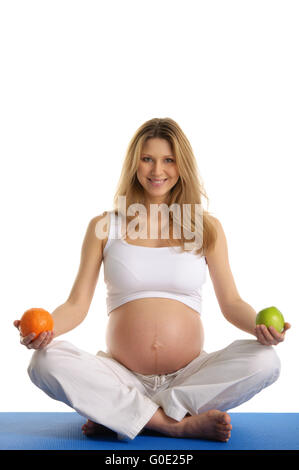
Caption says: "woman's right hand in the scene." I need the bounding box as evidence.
[14,320,54,350]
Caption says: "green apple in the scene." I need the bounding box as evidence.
[256,306,285,333]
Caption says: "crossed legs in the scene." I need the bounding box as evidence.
[28,339,281,441]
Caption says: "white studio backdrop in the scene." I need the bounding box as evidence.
[1,0,298,413]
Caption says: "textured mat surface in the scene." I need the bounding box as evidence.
[1,412,298,450]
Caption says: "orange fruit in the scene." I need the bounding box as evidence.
[20,308,54,339]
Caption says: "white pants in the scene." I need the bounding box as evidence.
[27,339,281,441]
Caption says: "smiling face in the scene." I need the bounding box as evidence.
[136,138,180,209]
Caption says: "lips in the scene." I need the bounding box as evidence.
[147,178,168,187]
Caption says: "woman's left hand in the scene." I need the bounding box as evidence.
[254,322,291,346]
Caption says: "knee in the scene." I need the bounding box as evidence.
[27,347,52,384]
[256,344,281,384]
[27,340,70,384]
[235,339,281,385]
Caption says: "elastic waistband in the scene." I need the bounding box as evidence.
[133,365,186,380]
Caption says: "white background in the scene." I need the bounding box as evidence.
[1,0,298,413]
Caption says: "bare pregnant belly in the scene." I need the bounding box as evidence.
[105,298,205,375]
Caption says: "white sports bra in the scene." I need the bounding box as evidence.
[103,211,207,315]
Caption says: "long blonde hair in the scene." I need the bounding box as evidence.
[112,117,217,256]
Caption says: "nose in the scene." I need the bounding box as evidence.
[151,160,165,177]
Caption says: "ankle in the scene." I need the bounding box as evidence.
[144,407,182,437]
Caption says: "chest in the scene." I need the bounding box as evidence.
[104,242,207,293]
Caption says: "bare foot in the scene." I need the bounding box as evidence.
[81,419,115,437]
[176,410,232,442]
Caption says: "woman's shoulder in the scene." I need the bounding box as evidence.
[88,211,110,226]
[204,211,219,223]
[204,212,221,231]
[202,212,222,258]
[87,211,111,245]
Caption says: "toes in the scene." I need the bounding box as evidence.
[216,417,232,442]
[82,420,92,434]
[218,430,231,442]
[216,422,232,431]
[220,412,231,425]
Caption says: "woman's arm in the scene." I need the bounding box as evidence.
[205,216,243,315]
[51,300,90,338]
[52,213,106,338]
[223,299,291,344]
[221,298,257,336]
[205,216,291,344]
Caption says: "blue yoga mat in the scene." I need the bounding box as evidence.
[1,412,298,450]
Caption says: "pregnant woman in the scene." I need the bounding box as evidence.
[14,118,290,442]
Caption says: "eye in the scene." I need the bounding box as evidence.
[141,157,175,163]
